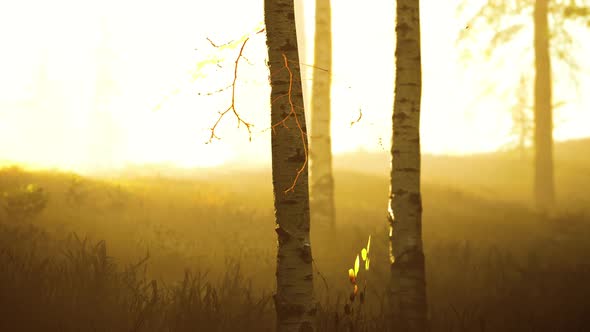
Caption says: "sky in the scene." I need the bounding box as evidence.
[0,0,588,173]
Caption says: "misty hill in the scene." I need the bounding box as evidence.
[335,137,590,174]
[334,137,590,211]
[1,140,589,331]
[3,138,588,212]
[193,137,590,212]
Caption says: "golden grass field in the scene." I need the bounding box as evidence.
[1,139,589,331]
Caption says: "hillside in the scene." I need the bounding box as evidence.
[334,137,590,211]
[0,138,589,331]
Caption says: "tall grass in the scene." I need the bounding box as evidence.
[1,150,590,331]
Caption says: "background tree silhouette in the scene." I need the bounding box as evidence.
[459,0,590,213]
[309,0,336,230]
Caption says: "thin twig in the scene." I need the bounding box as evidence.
[350,108,363,127]
[208,38,253,143]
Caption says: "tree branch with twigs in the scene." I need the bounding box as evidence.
[203,29,309,193]
[207,37,254,143]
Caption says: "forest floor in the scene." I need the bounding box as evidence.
[1,138,589,331]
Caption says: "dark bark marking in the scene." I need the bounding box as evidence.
[299,244,312,264]
[275,226,292,243]
[288,148,306,163]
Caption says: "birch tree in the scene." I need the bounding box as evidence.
[309,0,335,229]
[388,0,428,330]
[533,0,554,212]
[264,0,316,331]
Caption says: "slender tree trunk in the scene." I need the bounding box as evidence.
[264,1,316,331]
[388,0,428,331]
[533,0,555,212]
[515,75,529,160]
[294,0,309,111]
[309,0,335,230]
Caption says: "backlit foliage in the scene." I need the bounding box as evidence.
[345,235,371,315]
[1,184,48,221]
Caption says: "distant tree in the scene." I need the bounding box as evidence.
[507,73,567,159]
[388,0,428,331]
[309,0,336,230]
[509,74,533,159]
[534,0,555,213]
[460,0,590,212]
[264,0,316,331]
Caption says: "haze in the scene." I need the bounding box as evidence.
[1,0,588,173]
[2,1,590,330]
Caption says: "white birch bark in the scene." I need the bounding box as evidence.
[388,0,428,330]
[264,0,316,331]
[309,0,335,230]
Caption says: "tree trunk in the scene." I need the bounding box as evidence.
[294,0,309,111]
[514,75,529,161]
[264,1,316,331]
[309,0,335,230]
[388,0,428,331]
[533,0,555,213]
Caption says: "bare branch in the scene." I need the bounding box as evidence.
[206,37,234,49]
[207,38,254,143]
[489,23,526,50]
[350,108,363,127]
[197,84,232,96]
[290,60,329,73]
